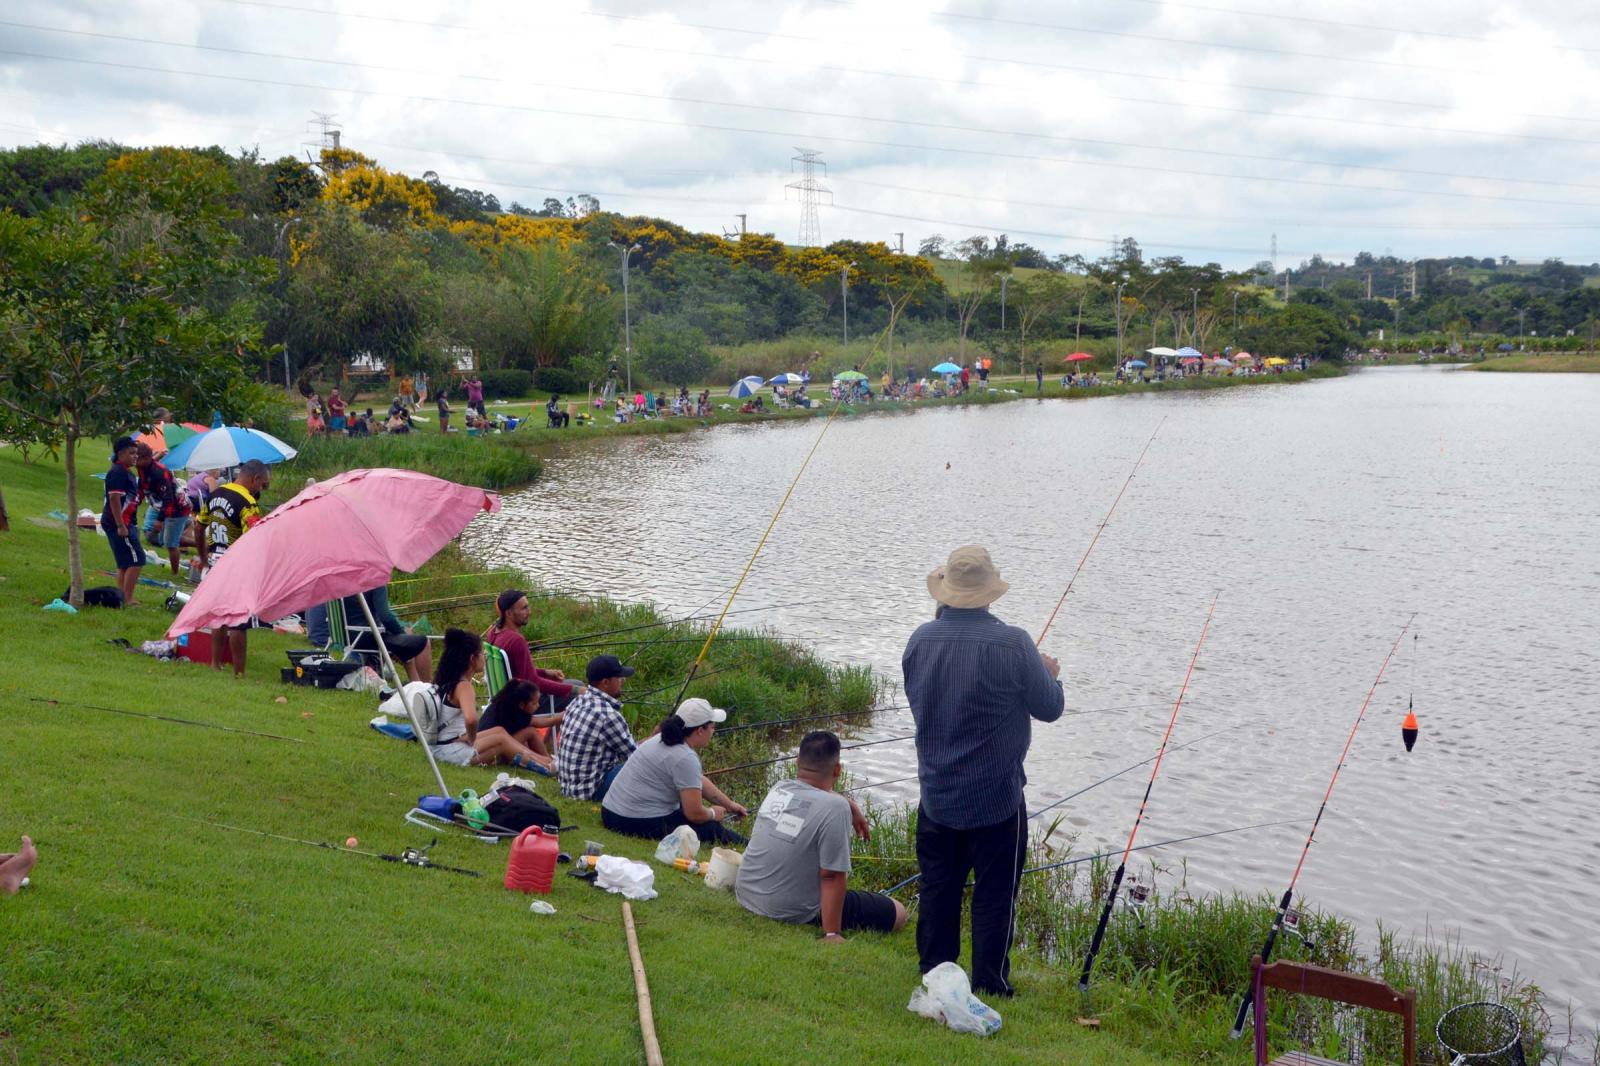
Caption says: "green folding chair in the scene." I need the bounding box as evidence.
[483,643,512,699]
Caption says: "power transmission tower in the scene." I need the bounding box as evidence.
[784,148,830,248]
[305,111,342,154]
[722,214,747,238]
[893,232,904,254]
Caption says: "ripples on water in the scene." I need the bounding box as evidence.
[463,367,1600,1030]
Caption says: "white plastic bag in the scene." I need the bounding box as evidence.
[653,825,700,865]
[906,962,1003,1036]
[337,665,384,693]
[595,856,657,901]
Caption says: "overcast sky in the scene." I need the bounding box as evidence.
[3,0,1598,269]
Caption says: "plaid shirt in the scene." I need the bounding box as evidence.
[140,461,190,520]
[557,688,636,800]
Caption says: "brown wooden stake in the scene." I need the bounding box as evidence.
[622,901,665,1066]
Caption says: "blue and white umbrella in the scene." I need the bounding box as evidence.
[162,426,298,471]
[1126,359,1148,369]
[728,379,765,398]
[1175,346,1203,360]
[768,372,804,385]
[931,362,962,374]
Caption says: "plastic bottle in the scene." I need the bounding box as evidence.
[672,857,706,876]
[458,789,489,830]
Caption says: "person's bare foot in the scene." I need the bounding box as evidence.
[0,836,37,894]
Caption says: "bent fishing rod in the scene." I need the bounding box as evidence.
[667,400,849,711]
[1078,592,1218,993]
[1228,613,1417,1038]
[1034,415,1164,649]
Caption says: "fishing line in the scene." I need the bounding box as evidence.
[1078,592,1218,993]
[1035,416,1165,649]
[668,400,848,711]
[704,732,917,777]
[1029,718,1247,822]
[883,817,1302,894]
[1228,612,1418,1038]
[714,703,912,735]
[24,696,303,742]
[181,817,482,877]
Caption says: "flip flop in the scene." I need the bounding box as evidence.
[511,754,554,776]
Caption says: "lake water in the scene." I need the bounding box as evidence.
[463,367,1600,1035]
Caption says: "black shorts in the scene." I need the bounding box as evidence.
[353,631,428,663]
[811,890,900,934]
[104,522,147,570]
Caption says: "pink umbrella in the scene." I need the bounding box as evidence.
[169,468,499,635]
[169,468,500,796]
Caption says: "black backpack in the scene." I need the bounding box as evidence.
[71,586,124,609]
[485,786,561,833]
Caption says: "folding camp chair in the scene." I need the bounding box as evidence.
[325,595,379,665]
[1251,956,1416,1066]
[482,642,561,750]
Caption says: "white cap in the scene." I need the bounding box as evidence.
[676,697,728,729]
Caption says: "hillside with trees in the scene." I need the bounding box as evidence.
[5,140,1599,408]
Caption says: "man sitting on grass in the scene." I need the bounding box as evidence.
[557,654,637,801]
[735,731,907,944]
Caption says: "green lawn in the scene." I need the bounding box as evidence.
[0,447,1183,1065]
[1468,352,1600,372]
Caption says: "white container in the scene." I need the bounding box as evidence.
[703,846,742,891]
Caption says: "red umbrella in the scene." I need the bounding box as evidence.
[1066,352,1094,362]
[169,468,501,795]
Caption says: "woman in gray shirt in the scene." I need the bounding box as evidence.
[601,698,749,845]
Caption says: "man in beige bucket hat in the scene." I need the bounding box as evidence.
[902,544,1063,997]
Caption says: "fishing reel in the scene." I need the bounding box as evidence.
[1120,878,1152,930]
[399,840,437,869]
[1282,905,1317,954]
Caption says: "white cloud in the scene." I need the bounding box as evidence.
[2,0,1597,266]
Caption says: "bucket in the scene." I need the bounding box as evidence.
[504,826,559,895]
[703,847,742,891]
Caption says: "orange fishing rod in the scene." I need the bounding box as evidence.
[1076,592,1218,992]
[1228,613,1417,1038]
[1035,416,1165,648]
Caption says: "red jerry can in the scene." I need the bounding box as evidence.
[504,826,558,895]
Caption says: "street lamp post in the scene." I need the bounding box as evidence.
[841,260,857,351]
[607,241,642,393]
[273,216,301,391]
[1393,302,1401,351]
[1231,290,1240,343]
[1190,287,1200,347]
[1115,280,1128,364]
[1518,308,1526,348]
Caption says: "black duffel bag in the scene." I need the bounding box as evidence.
[485,785,561,833]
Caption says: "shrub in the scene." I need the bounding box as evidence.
[532,366,582,395]
[476,369,530,398]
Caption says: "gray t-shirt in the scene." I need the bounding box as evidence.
[601,735,704,819]
[735,779,853,924]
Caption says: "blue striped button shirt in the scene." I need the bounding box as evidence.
[902,607,1065,830]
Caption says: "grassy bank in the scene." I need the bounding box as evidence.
[1468,352,1600,373]
[0,445,1177,1065]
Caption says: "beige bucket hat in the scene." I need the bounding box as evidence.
[926,544,1009,608]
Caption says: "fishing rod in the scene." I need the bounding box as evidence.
[1034,415,1164,649]
[183,818,482,878]
[884,816,1302,895]
[844,773,919,794]
[705,732,917,777]
[1078,592,1218,993]
[667,399,849,713]
[1228,613,1417,1039]
[25,696,303,742]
